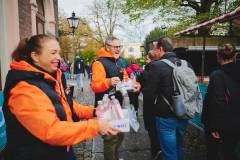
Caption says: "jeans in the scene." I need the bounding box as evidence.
[65,72,71,80]
[76,73,84,89]
[67,146,76,160]
[155,117,188,160]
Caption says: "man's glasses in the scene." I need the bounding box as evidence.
[107,44,122,49]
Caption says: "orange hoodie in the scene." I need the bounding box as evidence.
[7,61,100,146]
[92,47,129,93]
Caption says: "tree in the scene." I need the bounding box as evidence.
[81,49,97,64]
[58,12,72,60]
[122,0,240,36]
[58,10,102,61]
[144,27,165,52]
[90,0,124,45]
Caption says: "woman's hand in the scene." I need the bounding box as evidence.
[211,131,221,139]
[98,119,120,136]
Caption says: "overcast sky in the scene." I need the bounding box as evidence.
[58,0,158,43]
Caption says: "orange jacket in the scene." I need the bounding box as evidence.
[7,61,100,146]
[92,47,129,93]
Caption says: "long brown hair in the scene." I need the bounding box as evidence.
[12,34,55,62]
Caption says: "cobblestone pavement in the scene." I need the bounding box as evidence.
[73,76,207,160]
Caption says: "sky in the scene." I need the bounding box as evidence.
[58,0,158,43]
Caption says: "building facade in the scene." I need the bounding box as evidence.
[0,0,58,90]
[122,42,142,59]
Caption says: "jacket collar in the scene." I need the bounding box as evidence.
[161,52,177,59]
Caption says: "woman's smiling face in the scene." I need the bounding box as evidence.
[31,39,61,73]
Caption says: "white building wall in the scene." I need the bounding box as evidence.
[122,42,142,58]
[0,0,20,89]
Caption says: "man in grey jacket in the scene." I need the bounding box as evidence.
[144,38,189,160]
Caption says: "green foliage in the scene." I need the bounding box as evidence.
[122,0,240,36]
[80,49,96,64]
[125,55,135,65]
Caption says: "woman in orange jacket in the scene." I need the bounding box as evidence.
[2,34,118,160]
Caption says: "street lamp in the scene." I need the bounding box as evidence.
[67,11,80,35]
[59,11,80,36]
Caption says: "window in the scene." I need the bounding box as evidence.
[36,0,45,34]
[128,47,134,52]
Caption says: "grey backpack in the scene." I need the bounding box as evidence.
[160,59,203,119]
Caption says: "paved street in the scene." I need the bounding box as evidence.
[73,76,207,160]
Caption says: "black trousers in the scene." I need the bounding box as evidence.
[143,101,160,157]
[205,128,240,160]
[128,92,139,112]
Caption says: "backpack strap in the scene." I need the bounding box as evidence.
[161,59,188,68]
[160,59,180,94]
[180,60,188,67]
[160,59,176,68]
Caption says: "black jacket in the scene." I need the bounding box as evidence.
[202,60,240,132]
[74,59,85,74]
[144,52,190,117]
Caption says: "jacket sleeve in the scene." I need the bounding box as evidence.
[143,63,161,103]
[72,101,94,119]
[8,81,100,146]
[92,61,111,93]
[202,72,226,131]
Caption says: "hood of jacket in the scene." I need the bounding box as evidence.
[221,60,240,82]
[96,47,114,59]
[5,61,63,93]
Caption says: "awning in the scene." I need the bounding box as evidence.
[174,7,240,36]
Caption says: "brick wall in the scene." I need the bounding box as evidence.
[18,0,32,39]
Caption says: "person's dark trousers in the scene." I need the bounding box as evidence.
[70,86,74,98]
[221,131,240,160]
[128,92,139,113]
[143,101,161,158]
[67,146,77,160]
[103,133,124,160]
[0,150,4,160]
[204,128,222,160]
[147,127,161,158]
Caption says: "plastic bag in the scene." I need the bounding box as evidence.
[128,104,139,132]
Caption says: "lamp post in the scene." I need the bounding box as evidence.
[67,11,80,35]
[59,11,80,36]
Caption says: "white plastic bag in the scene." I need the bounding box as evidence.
[128,104,140,132]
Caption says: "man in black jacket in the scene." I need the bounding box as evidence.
[144,38,189,160]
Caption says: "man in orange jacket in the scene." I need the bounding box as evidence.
[92,36,140,160]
